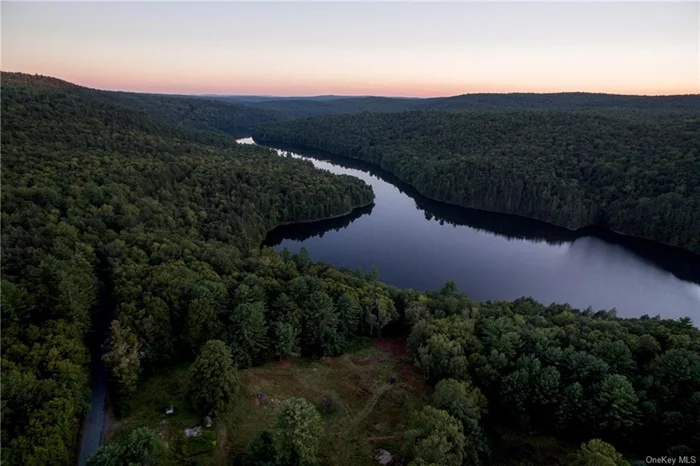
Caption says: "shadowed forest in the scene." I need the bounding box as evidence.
[2,73,698,466]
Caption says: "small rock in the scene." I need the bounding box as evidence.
[376,449,393,465]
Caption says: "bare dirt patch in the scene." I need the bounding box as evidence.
[350,356,375,366]
[212,427,229,465]
[271,358,292,370]
[375,336,409,359]
[375,337,428,394]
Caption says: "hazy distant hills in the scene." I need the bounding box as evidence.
[423,92,700,111]
[208,92,700,118]
[3,72,698,137]
[204,94,376,103]
[233,96,422,118]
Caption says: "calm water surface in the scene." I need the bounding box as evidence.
[239,138,700,322]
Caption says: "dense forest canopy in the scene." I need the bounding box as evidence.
[1,72,287,138]
[2,73,698,466]
[93,91,284,138]
[403,293,700,461]
[0,72,373,464]
[255,109,700,253]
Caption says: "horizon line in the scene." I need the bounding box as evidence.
[3,70,699,99]
[195,91,700,99]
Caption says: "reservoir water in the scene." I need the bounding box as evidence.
[239,137,700,322]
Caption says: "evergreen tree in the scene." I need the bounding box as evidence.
[188,340,238,416]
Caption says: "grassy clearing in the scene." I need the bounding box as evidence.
[110,337,429,465]
[110,337,576,465]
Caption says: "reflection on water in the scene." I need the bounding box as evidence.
[239,137,700,322]
[266,203,374,246]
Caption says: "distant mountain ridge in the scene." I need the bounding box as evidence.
[202,94,380,103]
[3,71,698,132]
[234,92,700,117]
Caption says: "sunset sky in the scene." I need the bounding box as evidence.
[2,1,698,97]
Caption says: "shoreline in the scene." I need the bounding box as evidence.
[265,200,375,234]
[255,137,698,258]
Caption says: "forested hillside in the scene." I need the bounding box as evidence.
[2,72,285,138]
[94,91,284,138]
[422,92,700,111]
[0,73,373,465]
[255,110,700,253]
[2,73,699,466]
[238,96,421,118]
[229,92,700,118]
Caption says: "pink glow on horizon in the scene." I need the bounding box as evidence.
[3,2,698,98]
[16,68,698,98]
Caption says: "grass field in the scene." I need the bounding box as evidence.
[108,336,579,465]
[108,337,429,465]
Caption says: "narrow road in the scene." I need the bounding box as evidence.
[77,254,115,465]
[77,358,109,465]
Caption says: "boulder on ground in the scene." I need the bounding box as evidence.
[376,449,393,465]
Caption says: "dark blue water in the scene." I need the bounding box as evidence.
[240,138,700,322]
